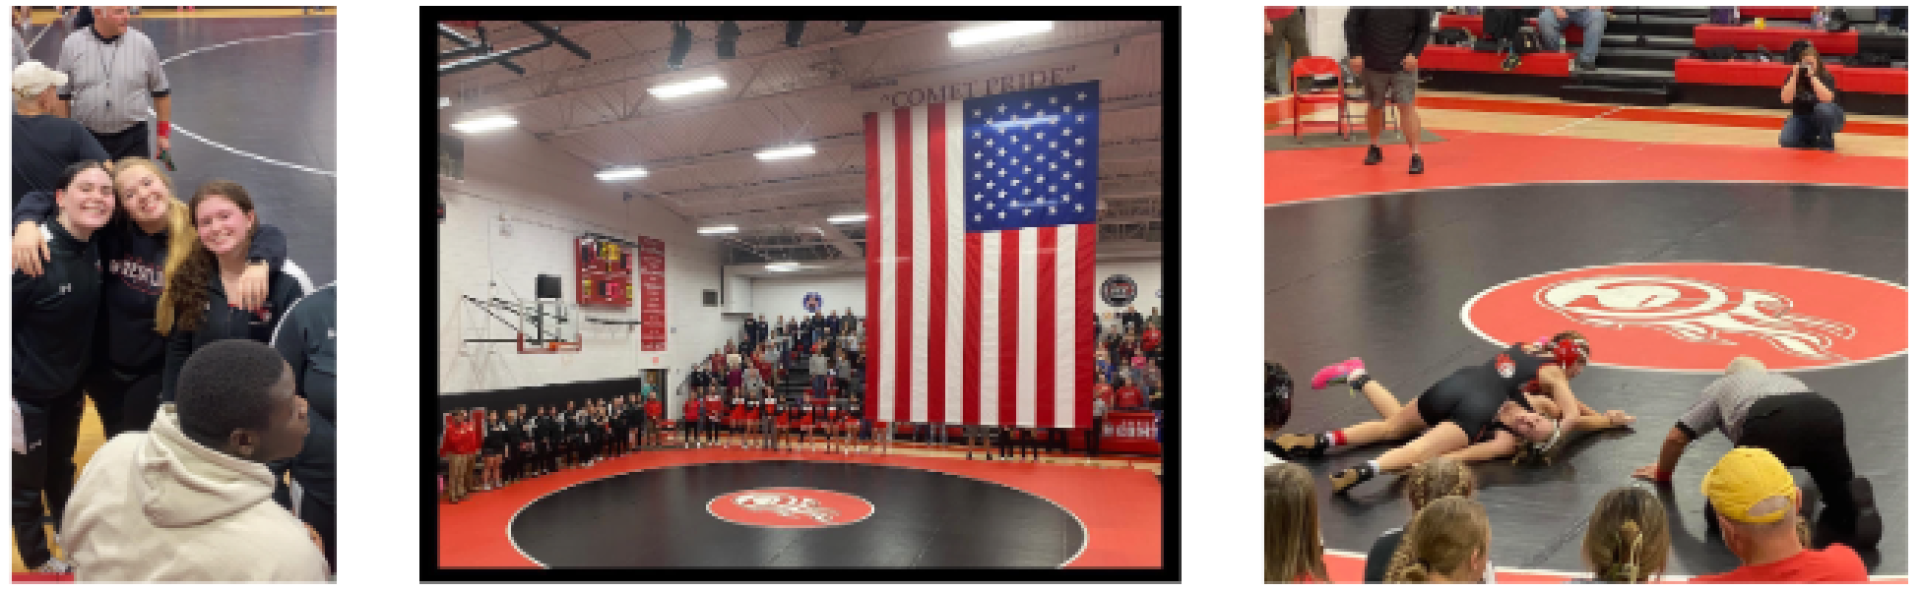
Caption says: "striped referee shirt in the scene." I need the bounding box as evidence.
[1676,371,1814,444]
[55,25,170,135]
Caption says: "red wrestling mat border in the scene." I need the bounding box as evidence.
[1268,131,1908,206]
[437,448,1162,569]
[1322,551,1909,583]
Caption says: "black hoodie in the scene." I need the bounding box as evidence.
[13,213,103,398]
[159,261,309,403]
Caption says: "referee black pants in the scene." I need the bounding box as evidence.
[90,121,152,161]
[1736,393,1859,517]
[11,388,86,568]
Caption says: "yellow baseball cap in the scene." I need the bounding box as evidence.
[1702,447,1798,524]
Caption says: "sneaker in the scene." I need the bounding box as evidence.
[1850,478,1882,548]
[1363,145,1383,165]
[34,557,72,574]
[1273,433,1329,458]
[1331,464,1375,494]
[1410,154,1425,175]
[1309,358,1367,390]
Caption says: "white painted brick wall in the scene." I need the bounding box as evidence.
[438,129,733,410]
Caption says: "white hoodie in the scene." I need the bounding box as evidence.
[60,406,330,582]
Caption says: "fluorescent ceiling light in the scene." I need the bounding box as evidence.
[697,225,739,235]
[451,115,517,133]
[949,21,1054,47]
[766,262,799,271]
[755,144,816,161]
[650,76,726,98]
[595,166,648,181]
[827,214,868,224]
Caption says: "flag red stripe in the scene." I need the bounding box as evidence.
[926,102,948,425]
[1076,225,1097,430]
[893,107,915,424]
[864,112,881,423]
[963,232,983,426]
[998,229,1021,427]
[1035,226,1057,429]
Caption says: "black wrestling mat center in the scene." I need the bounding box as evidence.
[508,460,1087,568]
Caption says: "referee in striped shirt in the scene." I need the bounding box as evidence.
[1631,356,1880,549]
[53,6,171,160]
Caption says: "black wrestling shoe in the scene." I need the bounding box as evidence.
[1332,463,1376,494]
[1409,154,1425,175]
[1851,477,1882,548]
[1363,144,1383,165]
[1273,433,1328,458]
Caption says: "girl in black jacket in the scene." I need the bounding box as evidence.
[157,180,309,403]
[14,158,288,436]
[12,161,115,574]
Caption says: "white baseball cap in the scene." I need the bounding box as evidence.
[12,61,67,99]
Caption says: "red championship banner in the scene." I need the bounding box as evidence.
[638,236,668,352]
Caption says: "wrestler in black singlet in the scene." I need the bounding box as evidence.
[1414,344,1551,442]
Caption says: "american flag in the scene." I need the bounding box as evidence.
[864,81,1099,429]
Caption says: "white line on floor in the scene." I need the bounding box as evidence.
[151,29,337,177]
[1539,105,1626,136]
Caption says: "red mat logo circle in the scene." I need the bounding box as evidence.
[707,487,875,528]
[1462,263,1906,372]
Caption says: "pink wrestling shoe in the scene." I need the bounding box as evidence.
[1310,358,1367,390]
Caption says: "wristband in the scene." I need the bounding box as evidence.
[157,121,170,137]
[1654,469,1673,483]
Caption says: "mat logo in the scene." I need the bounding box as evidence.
[735,492,839,523]
[1463,263,1906,372]
[803,292,823,313]
[708,487,875,529]
[1537,275,1854,361]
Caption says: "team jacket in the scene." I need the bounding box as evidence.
[16,190,288,371]
[270,283,335,477]
[14,214,103,399]
[159,263,310,403]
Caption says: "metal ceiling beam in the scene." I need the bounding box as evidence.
[463,21,945,115]
[541,23,1162,139]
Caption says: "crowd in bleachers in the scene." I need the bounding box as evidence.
[440,305,1167,503]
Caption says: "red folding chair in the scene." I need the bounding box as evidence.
[1290,56,1350,142]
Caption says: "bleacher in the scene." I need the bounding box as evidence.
[1420,7,1906,114]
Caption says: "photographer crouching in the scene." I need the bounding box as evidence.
[1779,39,1844,152]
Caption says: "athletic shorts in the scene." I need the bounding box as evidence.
[1361,68,1417,110]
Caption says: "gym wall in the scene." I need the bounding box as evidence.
[437,127,735,408]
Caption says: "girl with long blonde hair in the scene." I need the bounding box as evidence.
[1265,462,1329,583]
[12,157,288,435]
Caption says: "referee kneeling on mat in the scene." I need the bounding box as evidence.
[1632,355,1881,549]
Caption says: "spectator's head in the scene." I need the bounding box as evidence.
[1265,463,1328,583]
[1705,447,1803,565]
[507,408,518,421]
[567,401,576,410]
[1405,457,1475,514]
[12,61,67,113]
[92,6,131,37]
[1790,38,1822,69]
[176,340,308,463]
[54,160,116,235]
[488,410,498,422]
[1582,486,1670,583]
[1386,496,1491,583]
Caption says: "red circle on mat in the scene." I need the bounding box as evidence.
[707,487,875,528]
[1462,263,1906,372]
